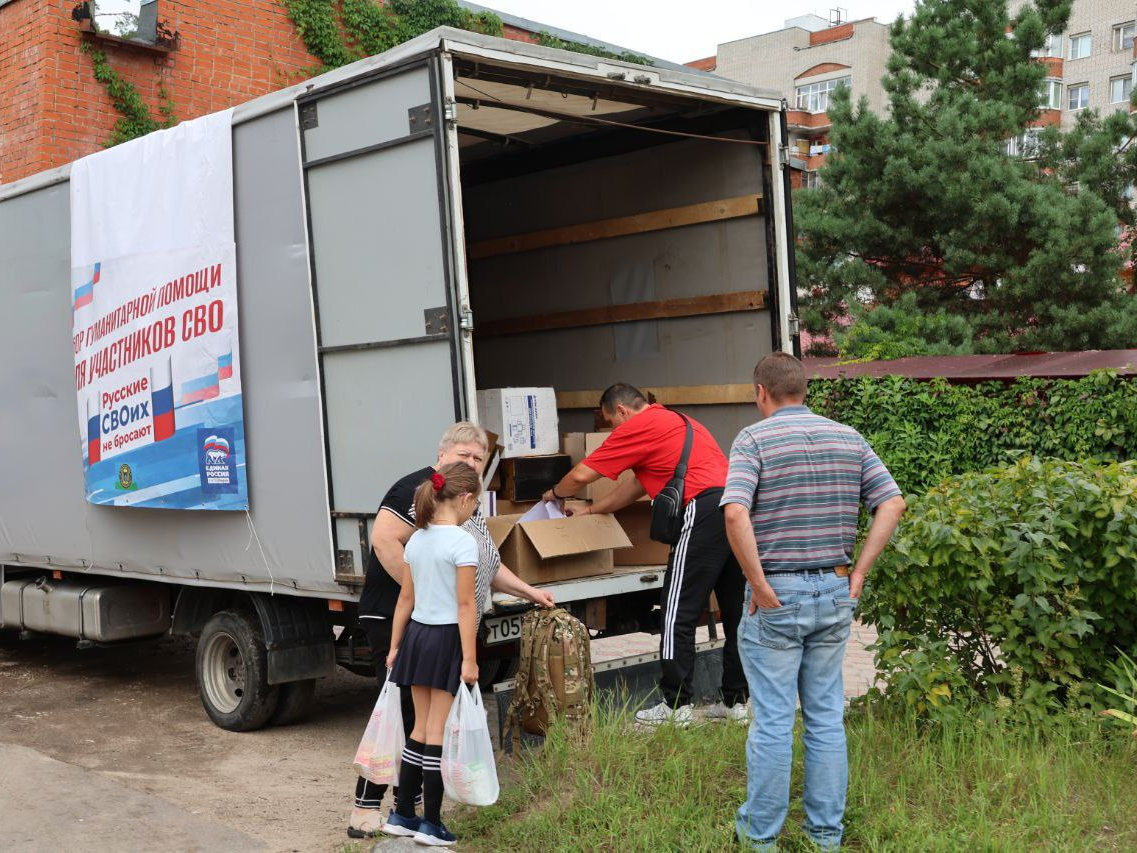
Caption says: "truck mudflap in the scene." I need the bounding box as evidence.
[249,593,336,685]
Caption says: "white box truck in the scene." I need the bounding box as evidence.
[0,27,800,730]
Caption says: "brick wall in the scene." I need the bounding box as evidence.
[0,0,52,182]
[0,1,553,185]
[2,0,319,184]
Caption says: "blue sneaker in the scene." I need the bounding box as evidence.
[413,820,457,847]
[381,810,422,838]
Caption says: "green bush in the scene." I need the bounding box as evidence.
[807,369,1137,496]
[861,456,1137,721]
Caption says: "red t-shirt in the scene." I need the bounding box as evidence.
[583,404,728,502]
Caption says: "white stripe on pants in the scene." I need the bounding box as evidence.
[662,500,698,660]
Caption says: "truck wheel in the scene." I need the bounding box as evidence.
[270,678,317,726]
[196,609,279,731]
[478,656,520,691]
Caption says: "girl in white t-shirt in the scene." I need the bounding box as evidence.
[382,461,481,847]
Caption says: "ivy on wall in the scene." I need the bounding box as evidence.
[81,42,177,146]
[535,32,651,65]
[282,0,504,71]
[281,0,654,72]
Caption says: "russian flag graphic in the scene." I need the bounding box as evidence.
[73,262,100,311]
[179,371,220,406]
[218,351,233,381]
[86,396,101,465]
[150,358,175,441]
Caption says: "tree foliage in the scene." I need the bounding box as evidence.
[796,0,1137,353]
[831,292,975,361]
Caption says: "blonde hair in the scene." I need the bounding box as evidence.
[413,462,483,529]
[438,421,488,454]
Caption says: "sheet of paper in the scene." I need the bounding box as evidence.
[519,500,566,522]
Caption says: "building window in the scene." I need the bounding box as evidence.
[1005,128,1042,158]
[1068,83,1090,110]
[794,76,851,113]
[1111,75,1133,103]
[1068,32,1092,59]
[1039,79,1062,109]
[803,170,822,189]
[1032,33,1064,58]
[1114,22,1135,52]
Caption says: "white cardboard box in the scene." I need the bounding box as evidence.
[476,387,560,458]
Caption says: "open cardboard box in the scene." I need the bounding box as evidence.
[485,512,632,583]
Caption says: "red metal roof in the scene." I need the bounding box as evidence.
[805,350,1137,381]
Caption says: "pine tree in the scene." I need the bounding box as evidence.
[796,0,1137,353]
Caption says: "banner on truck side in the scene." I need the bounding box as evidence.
[70,109,248,510]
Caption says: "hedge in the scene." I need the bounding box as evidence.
[806,370,1137,496]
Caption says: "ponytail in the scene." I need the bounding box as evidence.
[413,461,482,528]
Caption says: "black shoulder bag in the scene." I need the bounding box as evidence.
[649,413,694,545]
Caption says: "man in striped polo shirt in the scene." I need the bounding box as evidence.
[721,353,905,851]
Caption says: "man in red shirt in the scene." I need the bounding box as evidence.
[543,383,748,725]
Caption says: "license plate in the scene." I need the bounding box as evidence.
[484,613,524,646]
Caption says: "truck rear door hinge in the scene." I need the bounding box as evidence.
[789,312,801,337]
[778,144,790,167]
[443,100,458,125]
[459,308,474,332]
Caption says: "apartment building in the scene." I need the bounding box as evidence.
[1011,0,1137,136]
[700,14,889,187]
[700,3,1137,186]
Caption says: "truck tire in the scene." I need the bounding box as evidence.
[478,655,520,691]
[196,609,279,731]
[269,678,317,726]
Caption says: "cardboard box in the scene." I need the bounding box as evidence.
[560,431,639,502]
[560,432,590,498]
[485,513,632,583]
[477,388,559,458]
[612,501,672,567]
[586,432,639,504]
[494,498,536,517]
[500,454,572,502]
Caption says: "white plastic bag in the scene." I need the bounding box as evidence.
[352,675,405,786]
[442,683,500,806]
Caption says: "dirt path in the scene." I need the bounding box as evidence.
[0,634,377,852]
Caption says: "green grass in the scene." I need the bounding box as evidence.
[450,700,1137,851]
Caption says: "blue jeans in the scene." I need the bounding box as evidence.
[736,571,856,851]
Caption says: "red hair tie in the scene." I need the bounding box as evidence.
[430,472,446,493]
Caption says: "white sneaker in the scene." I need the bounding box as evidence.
[727,701,751,725]
[635,701,693,726]
[703,701,750,724]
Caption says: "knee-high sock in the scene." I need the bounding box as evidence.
[422,743,444,825]
[395,739,425,818]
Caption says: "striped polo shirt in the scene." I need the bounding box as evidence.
[720,405,901,571]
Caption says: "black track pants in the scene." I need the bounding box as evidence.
[658,487,747,708]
